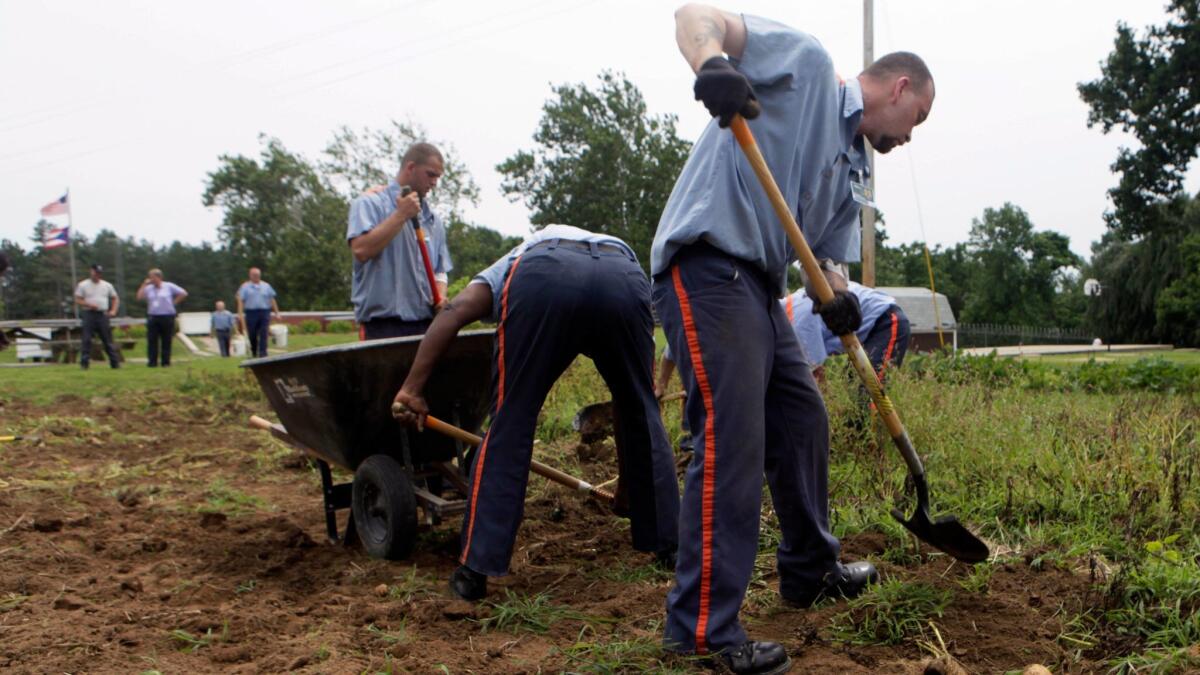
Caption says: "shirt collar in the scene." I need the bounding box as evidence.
[840,77,869,175]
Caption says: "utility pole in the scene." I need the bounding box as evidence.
[861,0,877,287]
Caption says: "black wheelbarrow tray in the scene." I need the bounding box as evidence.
[242,330,495,561]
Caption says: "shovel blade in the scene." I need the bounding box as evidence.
[891,507,990,564]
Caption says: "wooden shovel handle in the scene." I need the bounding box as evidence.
[729,116,924,480]
[421,414,615,503]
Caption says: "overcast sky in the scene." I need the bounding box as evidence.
[2,0,1194,260]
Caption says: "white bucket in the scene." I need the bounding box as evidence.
[231,335,248,357]
[269,324,289,348]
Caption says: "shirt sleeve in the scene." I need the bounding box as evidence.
[171,282,187,297]
[347,195,380,242]
[74,282,85,298]
[436,220,453,275]
[267,283,277,299]
[735,15,833,91]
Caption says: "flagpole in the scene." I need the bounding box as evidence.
[66,187,78,319]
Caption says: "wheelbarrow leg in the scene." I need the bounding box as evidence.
[317,458,356,546]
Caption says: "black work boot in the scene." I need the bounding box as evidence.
[713,640,791,675]
[783,561,879,608]
[449,565,487,601]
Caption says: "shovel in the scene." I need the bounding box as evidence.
[572,391,685,441]
[729,116,988,563]
[390,403,615,504]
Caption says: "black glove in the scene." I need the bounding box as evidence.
[813,289,862,336]
[694,56,761,128]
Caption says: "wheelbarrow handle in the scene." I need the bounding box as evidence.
[421,414,615,504]
[728,116,925,482]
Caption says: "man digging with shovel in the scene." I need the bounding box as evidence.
[391,224,680,601]
[652,5,935,673]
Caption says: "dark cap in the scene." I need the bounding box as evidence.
[90,263,103,273]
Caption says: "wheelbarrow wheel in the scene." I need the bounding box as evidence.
[352,455,417,560]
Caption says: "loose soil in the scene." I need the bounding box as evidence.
[0,394,1109,673]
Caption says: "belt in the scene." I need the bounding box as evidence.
[530,238,629,257]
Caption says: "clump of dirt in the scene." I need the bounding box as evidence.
[0,394,1113,673]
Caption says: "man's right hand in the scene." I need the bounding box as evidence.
[392,388,430,431]
[694,56,760,128]
[394,190,421,223]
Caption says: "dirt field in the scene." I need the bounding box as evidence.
[0,393,1112,673]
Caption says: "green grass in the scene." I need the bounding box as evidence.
[830,579,952,645]
[1030,348,1200,366]
[478,590,605,635]
[0,332,358,404]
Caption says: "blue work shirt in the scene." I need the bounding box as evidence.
[143,282,185,317]
[783,282,898,364]
[471,225,636,322]
[237,281,276,311]
[651,14,869,296]
[211,309,236,331]
[347,181,452,324]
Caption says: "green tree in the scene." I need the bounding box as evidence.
[446,220,524,283]
[1078,0,1200,236]
[497,71,692,270]
[960,204,1080,326]
[320,119,480,220]
[203,137,352,310]
[1078,3,1200,345]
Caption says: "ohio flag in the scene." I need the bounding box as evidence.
[42,226,70,249]
[40,193,69,217]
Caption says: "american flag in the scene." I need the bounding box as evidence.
[40,193,69,217]
[42,226,70,249]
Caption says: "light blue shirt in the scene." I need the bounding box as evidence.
[470,225,635,322]
[782,282,898,365]
[143,282,185,317]
[651,14,868,295]
[211,309,236,331]
[347,181,452,324]
[237,281,276,311]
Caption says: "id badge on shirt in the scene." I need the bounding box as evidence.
[850,178,876,209]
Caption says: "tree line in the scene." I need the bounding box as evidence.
[4,3,1197,349]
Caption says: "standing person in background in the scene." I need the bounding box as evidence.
[137,269,187,367]
[0,252,8,349]
[74,264,121,370]
[347,142,452,339]
[237,267,280,358]
[211,300,237,358]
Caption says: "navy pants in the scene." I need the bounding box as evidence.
[245,309,271,357]
[80,310,119,368]
[653,244,840,654]
[361,317,432,340]
[862,304,911,377]
[459,241,680,577]
[146,315,176,367]
[216,329,232,357]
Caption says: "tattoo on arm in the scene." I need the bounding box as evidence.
[692,16,725,50]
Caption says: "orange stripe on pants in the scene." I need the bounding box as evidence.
[460,255,524,565]
[671,265,717,654]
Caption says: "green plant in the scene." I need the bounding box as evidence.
[831,580,952,645]
[326,319,356,334]
[169,622,228,653]
[478,590,599,635]
[297,319,322,334]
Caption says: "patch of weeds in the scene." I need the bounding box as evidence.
[169,621,228,653]
[234,579,257,595]
[199,479,267,516]
[561,635,697,674]
[599,559,671,584]
[830,579,951,645]
[387,565,437,603]
[0,593,28,613]
[955,562,995,594]
[314,644,331,662]
[1105,554,1200,650]
[1108,645,1200,674]
[1056,609,1100,652]
[366,622,407,645]
[478,590,601,635]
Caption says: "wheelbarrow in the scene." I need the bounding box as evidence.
[242,330,613,561]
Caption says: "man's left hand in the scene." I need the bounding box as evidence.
[391,388,430,431]
[813,290,862,336]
